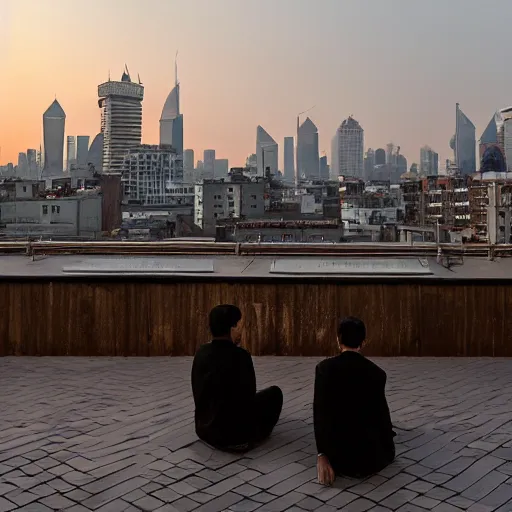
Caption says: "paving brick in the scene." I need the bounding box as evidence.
[366,474,417,502]
[228,499,262,512]
[40,493,76,510]
[256,491,305,512]
[168,497,199,512]
[326,491,359,508]
[152,488,181,503]
[297,496,324,510]
[380,489,418,510]
[83,477,149,510]
[475,483,512,510]
[342,498,376,512]
[444,456,505,493]
[232,484,261,498]
[251,463,307,489]
[133,495,165,511]
[405,480,435,494]
[411,495,441,509]
[446,495,475,509]
[3,490,38,507]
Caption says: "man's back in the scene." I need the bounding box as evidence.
[191,339,256,447]
[314,351,395,477]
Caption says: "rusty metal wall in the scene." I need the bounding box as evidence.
[1,281,511,357]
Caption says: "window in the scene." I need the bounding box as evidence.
[23,186,27,193]
[228,201,234,207]
[42,205,48,215]
[228,188,233,192]
[52,205,56,213]
[251,205,257,209]
[251,195,256,200]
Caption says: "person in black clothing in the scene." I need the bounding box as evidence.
[314,317,396,485]
[191,305,283,452]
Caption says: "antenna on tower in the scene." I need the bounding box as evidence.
[175,50,179,86]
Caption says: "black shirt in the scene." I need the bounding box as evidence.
[191,339,256,447]
[313,351,395,475]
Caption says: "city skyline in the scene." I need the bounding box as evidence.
[2,0,512,169]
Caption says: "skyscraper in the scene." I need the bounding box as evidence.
[455,103,476,175]
[375,148,386,166]
[87,133,104,172]
[319,155,329,180]
[17,152,28,177]
[214,159,229,178]
[27,149,37,179]
[204,150,215,178]
[160,57,183,156]
[364,149,375,180]
[331,116,364,179]
[420,146,439,176]
[66,136,76,172]
[42,98,66,177]
[297,117,319,180]
[283,137,295,183]
[76,136,90,168]
[256,126,278,177]
[98,66,144,173]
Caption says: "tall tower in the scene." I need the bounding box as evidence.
[98,66,144,173]
[256,126,278,177]
[76,136,90,168]
[297,117,319,180]
[160,55,184,156]
[283,137,295,183]
[203,150,215,178]
[66,136,76,172]
[332,116,364,179]
[42,98,66,177]
[455,103,476,175]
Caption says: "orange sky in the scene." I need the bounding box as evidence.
[2,0,512,169]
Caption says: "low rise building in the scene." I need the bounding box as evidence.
[194,174,265,235]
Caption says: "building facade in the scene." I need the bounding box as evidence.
[98,68,144,173]
[42,99,66,177]
[66,136,76,172]
[194,178,265,235]
[27,149,38,179]
[420,146,439,176]
[297,117,319,180]
[183,149,195,183]
[17,153,28,178]
[203,150,215,178]
[256,126,278,177]
[281,136,294,184]
[76,136,90,168]
[122,145,189,206]
[160,60,183,156]
[214,159,229,179]
[331,116,364,179]
[455,103,476,175]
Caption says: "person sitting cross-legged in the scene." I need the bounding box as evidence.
[191,304,283,452]
[314,316,396,485]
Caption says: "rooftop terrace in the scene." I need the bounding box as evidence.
[2,358,512,511]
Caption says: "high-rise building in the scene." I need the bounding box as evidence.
[203,150,215,178]
[214,159,229,178]
[160,58,183,156]
[87,133,104,172]
[98,66,144,173]
[17,152,28,177]
[297,117,319,180]
[455,103,476,175]
[386,143,395,166]
[364,149,375,180]
[319,155,329,180]
[76,136,90,168]
[420,146,439,176]
[66,136,76,172]
[183,149,195,182]
[27,149,38,179]
[479,112,506,172]
[256,126,278,177]
[42,98,66,177]
[331,116,364,179]
[375,148,386,166]
[283,137,295,183]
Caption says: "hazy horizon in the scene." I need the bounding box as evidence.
[1,0,512,169]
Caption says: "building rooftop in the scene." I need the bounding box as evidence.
[2,357,512,511]
[2,251,512,281]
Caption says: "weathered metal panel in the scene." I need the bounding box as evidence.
[62,257,214,274]
[270,258,432,275]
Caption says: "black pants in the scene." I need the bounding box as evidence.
[330,442,395,479]
[251,386,283,444]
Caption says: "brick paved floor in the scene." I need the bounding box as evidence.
[2,358,512,512]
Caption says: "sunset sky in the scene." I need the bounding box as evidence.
[1,0,512,169]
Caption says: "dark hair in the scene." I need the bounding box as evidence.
[337,317,366,349]
[209,305,242,338]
